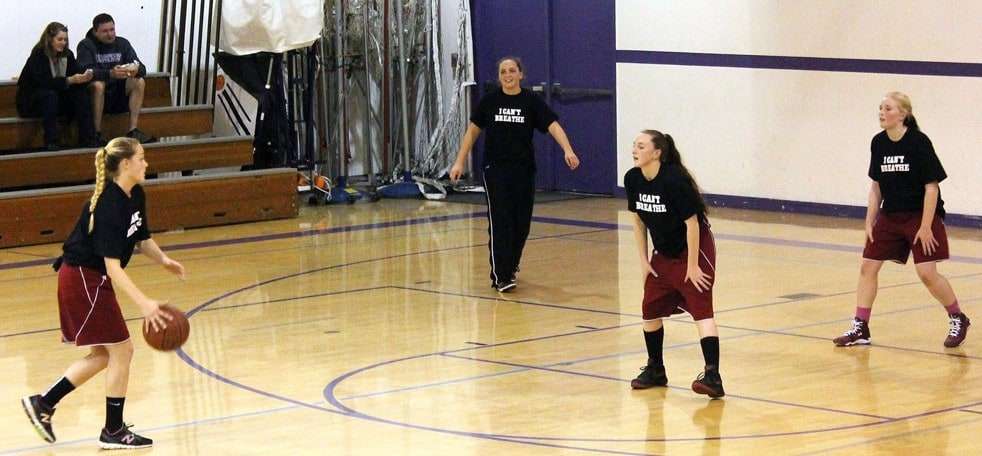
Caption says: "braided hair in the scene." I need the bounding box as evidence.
[87,137,139,233]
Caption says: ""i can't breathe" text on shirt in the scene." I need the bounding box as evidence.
[880,155,909,172]
[494,108,525,123]
[635,193,667,213]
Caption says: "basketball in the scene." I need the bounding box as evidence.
[142,304,190,351]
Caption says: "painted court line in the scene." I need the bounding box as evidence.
[321,343,665,455]
[325,352,887,444]
[439,353,894,421]
[395,285,638,318]
[402,284,982,363]
[499,297,981,387]
[714,271,982,316]
[5,260,960,448]
[198,286,384,314]
[126,209,982,451]
[331,340,982,443]
[5,209,979,454]
[794,414,982,456]
[0,211,489,271]
[163,262,975,450]
[320,314,898,442]
[240,316,338,332]
[714,321,982,361]
[0,402,313,455]
[160,227,644,456]
[333,326,758,404]
[4,210,981,272]
[339,366,531,402]
[0,221,613,339]
[320,285,982,443]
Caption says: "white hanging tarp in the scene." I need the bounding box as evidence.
[221,0,324,55]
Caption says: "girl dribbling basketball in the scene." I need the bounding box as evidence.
[21,137,185,449]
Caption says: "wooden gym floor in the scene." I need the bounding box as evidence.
[2,196,980,455]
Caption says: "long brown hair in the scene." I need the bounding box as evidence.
[35,22,70,59]
[88,137,140,233]
[642,129,708,220]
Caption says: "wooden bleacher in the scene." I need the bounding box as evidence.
[0,72,172,118]
[0,169,297,248]
[0,73,299,249]
[0,104,214,150]
[0,137,254,189]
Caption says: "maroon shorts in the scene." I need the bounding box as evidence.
[863,212,949,264]
[642,225,716,321]
[57,264,130,346]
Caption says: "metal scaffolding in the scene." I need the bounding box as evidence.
[313,0,474,201]
[176,0,474,202]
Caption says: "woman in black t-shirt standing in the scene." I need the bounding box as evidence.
[21,137,185,450]
[625,130,724,398]
[449,56,580,292]
[833,91,969,348]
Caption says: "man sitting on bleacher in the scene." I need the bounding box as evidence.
[76,13,157,144]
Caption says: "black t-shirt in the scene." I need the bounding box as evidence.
[61,182,151,274]
[868,129,946,217]
[625,165,705,258]
[470,87,558,169]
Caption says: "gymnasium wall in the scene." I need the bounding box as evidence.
[2,2,162,78]
[615,1,982,221]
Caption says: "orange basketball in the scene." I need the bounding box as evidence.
[142,304,190,351]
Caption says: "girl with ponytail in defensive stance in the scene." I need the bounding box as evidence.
[625,130,724,398]
[832,91,969,348]
[21,137,185,449]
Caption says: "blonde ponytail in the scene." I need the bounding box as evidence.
[885,91,919,130]
[85,137,141,234]
[88,148,108,234]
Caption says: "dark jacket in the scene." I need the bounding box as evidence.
[76,31,146,82]
[15,47,83,113]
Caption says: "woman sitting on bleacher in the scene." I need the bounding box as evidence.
[16,22,99,151]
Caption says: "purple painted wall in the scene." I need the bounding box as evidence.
[469,0,551,183]
[468,4,982,227]
[546,0,616,194]
[469,0,617,194]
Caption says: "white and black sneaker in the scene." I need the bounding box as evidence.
[21,395,56,443]
[493,279,516,293]
[99,424,153,450]
[833,318,871,346]
[944,313,971,348]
